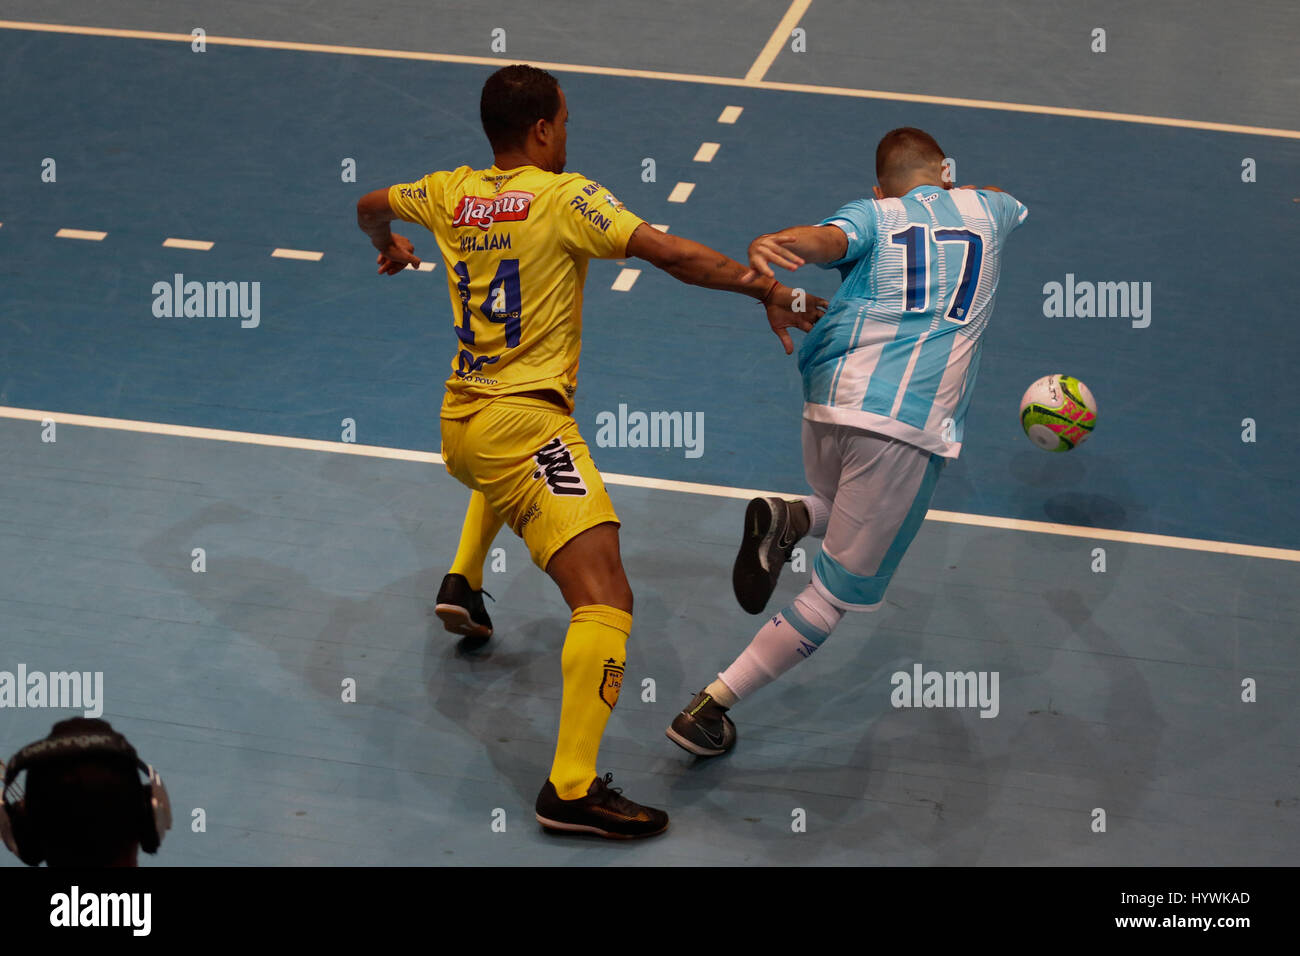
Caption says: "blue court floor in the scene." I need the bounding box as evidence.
[1,1,1297,865]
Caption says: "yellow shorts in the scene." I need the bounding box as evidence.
[440,396,620,570]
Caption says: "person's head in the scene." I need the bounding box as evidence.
[0,718,171,868]
[873,127,948,199]
[480,65,567,173]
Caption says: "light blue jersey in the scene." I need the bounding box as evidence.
[799,185,1027,457]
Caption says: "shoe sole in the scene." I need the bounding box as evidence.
[435,604,492,644]
[665,724,732,757]
[534,814,669,840]
[733,498,782,615]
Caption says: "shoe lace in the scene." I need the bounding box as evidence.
[596,773,640,814]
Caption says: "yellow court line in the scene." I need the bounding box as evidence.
[162,238,214,250]
[55,228,107,240]
[270,247,324,261]
[2,405,1298,564]
[2,19,1298,140]
[744,0,814,83]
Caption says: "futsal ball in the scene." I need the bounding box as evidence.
[1019,374,1097,452]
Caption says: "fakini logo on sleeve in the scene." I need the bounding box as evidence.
[451,191,534,231]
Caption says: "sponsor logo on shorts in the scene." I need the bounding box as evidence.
[599,657,624,709]
[451,191,533,231]
[518,502,541,530]
[531,436,588,496]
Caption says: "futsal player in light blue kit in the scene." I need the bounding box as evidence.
[668,127,1028,755]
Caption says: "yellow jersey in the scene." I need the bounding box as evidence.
[388,165,645,418]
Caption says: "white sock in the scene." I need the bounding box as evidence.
[717,585,845,702]
[801,494,831,537]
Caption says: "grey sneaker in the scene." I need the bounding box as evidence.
[666,690,737,757]
[733,497,802,614]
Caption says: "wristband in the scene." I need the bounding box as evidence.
[761,279,779,305]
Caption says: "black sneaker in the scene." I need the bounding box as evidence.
[666,690,737,757]
[733,497,802,614]
[534,773,669,839]
[435,573,493,649]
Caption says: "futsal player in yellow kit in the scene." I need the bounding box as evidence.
[356,65,822,838]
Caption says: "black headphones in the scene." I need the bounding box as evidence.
[0,726,172,866]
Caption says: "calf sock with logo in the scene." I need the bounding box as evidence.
[549,605,632,800]
[713,584,845,702]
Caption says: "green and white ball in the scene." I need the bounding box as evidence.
[1019,374,1097,452]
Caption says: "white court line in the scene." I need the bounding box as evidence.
[163,237,214,251]
[745,0,814,83]
[651,224,669,232]
[611,268,641,291]
[1,404,1297,564]
[694,142,720,162]
[0,406,439,463]
[271,247,324,261]
[56,228,107,241]
[718,106,744,124]
[668,182,695,203]
[405,262,436,272]
[2,21,1296,140]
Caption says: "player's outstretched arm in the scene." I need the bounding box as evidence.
[625,223,827,355]
[741,225,848,281]
[356,188,422,276]
[626,223,781,298]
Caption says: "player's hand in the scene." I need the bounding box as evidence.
[374,233,421,275]
[764,283,828,355]
[741,231,806,282]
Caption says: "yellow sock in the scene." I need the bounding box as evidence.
[549,605,632,800]
[448,491,505,591]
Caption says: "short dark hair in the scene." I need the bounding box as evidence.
[24,719,143,866]
[875,127,946,183]
[480,65,561,153]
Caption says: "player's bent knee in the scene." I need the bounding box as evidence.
[546,524,633,614]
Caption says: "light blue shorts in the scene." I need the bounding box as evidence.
[802,419,945,610]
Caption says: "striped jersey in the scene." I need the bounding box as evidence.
[799,185,1028,457]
